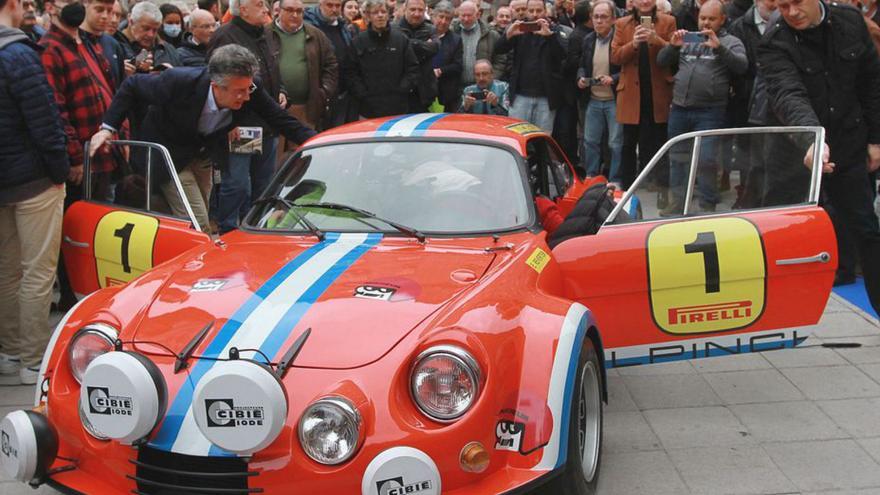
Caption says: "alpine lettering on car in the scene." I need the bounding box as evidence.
[376,477,433,495]
[607,330,806,367]
[205,399,265,428]
[87,387,133,416]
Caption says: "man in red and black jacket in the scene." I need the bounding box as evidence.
[40,0,116,201]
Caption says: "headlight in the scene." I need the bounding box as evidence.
[78,397,108,440]
[411,345,482,422]
[298,397,362,465]
[68,324,118,384]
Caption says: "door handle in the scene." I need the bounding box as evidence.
[775,252,831,266]
[63,236,89,249]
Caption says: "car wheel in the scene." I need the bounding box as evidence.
[535,338,603,495]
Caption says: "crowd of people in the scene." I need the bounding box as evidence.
[1,0,880,385]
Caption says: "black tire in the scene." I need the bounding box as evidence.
[533,338,604,495]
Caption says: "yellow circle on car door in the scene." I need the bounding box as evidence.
[94,211,160,288]
[646,217,766,335]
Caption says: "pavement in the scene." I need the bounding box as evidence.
[2,293,880,495]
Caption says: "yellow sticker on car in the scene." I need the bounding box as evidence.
[646,217,766,335]
[526,247,550,273]
[505,123,542,135]
[94,211,159,288]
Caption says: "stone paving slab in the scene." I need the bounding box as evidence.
[1,294,878,494]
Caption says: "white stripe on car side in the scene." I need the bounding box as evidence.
[533,303,589,471]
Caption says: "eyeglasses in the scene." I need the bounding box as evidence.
[281,6,304,13]
[220,82,258,96]
[592,13,611,19]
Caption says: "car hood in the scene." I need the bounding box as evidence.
[132,234,495,369]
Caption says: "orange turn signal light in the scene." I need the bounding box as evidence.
[460,441,490,473]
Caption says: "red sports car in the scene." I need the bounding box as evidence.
[0,115,835,494]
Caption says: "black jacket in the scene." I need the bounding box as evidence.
[101,67,315,184]
[493,27,567,109]
[757,2,880,204]
[726,0,752,22]
[398,18,439,108]
[434,30,463,110]
[209,17,283,99]
[209,17,285,135]
[565,24,593,106]
[0,27,69,198]
[577,28,620,105]
[345,26,420,118]
[758,3,880,163]
[178,33,208,67]
[728,6,763,125]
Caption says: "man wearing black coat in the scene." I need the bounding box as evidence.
[345,0,419,117]
[494,0,567,132]
[431,1,463,111]
[90,45,316,233]
[758,0,880,315]
[397,0,438,112]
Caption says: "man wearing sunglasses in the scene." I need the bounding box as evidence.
[89,44,316,232]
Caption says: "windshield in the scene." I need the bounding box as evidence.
[245,141,532,235]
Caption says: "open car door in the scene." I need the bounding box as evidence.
[553,127,837,367]
[62,140,211,297]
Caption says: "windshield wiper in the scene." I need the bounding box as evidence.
[252,196,325,241]
[297,202,426,243]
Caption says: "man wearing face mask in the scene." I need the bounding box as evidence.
[40,0,116,200]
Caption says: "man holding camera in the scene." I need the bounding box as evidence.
[459,58,509,114]
[578,0,621,182]
[658,0,746,213]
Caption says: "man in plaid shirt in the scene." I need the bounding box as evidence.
[41,0,116,202]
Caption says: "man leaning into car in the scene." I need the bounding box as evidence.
[89,44,317,232]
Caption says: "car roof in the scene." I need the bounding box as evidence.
[303,113,549,154]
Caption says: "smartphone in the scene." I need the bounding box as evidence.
[469,91,487,100]
[640,15,653,29]
[134,49,150,65]
[683,31,707,43]
[521,20,541,32]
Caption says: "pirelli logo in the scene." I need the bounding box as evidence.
[668,301,753,325]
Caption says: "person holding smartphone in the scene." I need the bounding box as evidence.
[657,0,747,214]
[494,0,566,132]
[611,0,676,196]
[459,58,510,114]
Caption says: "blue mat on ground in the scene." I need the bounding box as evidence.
[832,277,878,319]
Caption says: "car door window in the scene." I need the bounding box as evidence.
[526,137,573,200]
[85,140,202,228]
[606,129,822,223]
